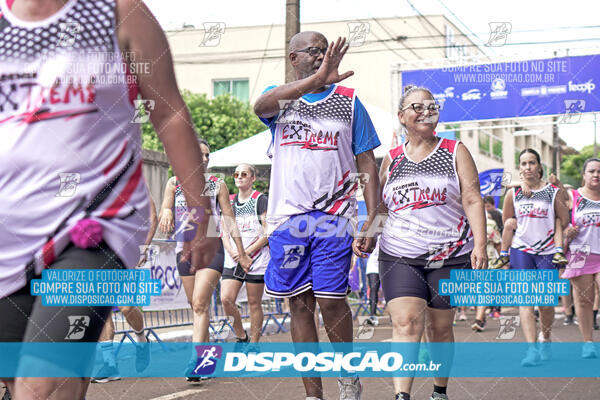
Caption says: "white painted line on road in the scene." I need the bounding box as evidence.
[149,389,207,400]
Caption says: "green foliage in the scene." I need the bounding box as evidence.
[141,91,265,154]
[561,145,597,187]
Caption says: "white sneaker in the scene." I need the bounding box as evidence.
[538,339,552,361]
[338,377,362,400]
[430,392,449,400]
[521,346,541,367]
[366,316,379,326]
[306,397,323,400]
[582,342,597,359]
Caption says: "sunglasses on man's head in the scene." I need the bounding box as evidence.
[294,46,328,57]
[233,171,250,179]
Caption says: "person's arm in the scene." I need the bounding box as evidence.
[554,187,570,238]
[352,150,380,257]
[137,186,159,267]
[244,195,269,256]
[158,177,176,233]
[549,174,570,207]
[217,183,252,272]
[221,216,238,260]
[377,154,392,216]
[117,0,217,270]
[502,188,516,223]
[455,143,487,269]
[145,194,158,245]
[253,37,353,119]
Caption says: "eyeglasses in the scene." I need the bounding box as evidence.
[233,171,250,179]
[401,103,441,114]
[294,46,327,57]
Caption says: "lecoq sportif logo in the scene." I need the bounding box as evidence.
[192,345,223,375]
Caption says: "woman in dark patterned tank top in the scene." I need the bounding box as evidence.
[378,85,487,400]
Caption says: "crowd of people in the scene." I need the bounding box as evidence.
[0,1,598,399]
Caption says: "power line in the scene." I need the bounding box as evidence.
[167,25,600,58]
[174,37,600,65]
[369,17,412,60]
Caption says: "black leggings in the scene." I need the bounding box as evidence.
[0,242,124,376]
[367,273,380,316]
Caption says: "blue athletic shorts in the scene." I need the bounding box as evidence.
[509,248,557,270]
[265,211,353,299]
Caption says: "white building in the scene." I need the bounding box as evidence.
[164,16,561,179]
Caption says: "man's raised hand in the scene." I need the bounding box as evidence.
[314,37,354,86]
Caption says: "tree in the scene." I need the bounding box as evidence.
[560,145,596,187]
[141,91,265,154]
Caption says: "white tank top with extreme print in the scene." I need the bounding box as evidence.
[0,0,149,297]
[223,191,270,275]
[267,85,359,233]
[570,189,600,255]
[174,175,222,253]
[380,138,474,262]
[511,184,559,255]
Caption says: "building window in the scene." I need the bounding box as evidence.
[479,132,490,156]
[515,148,522,169]
[478,131,503,161]
[213,79,249,102]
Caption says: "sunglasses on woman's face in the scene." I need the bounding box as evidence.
[233,171,250,179]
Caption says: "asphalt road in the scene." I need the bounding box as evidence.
[86,308,600,400]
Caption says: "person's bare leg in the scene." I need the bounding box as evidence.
[15,376,86,400]
[571,274,595,342]
[519,306,537,343]
[316,297,353,343]
[191,269,222,342]
[220,279,246,339]
[426,307,455,389]
[289,291,321,399]
[387,297,427,396]
[119,306,144,335]
[475,306,487,322]
[246,282,265,342]
[98,313,115,342]
[539,305,555,341]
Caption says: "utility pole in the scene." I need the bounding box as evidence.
[285,0,300,83]
[552,116,560,176]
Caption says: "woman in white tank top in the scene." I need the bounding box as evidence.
[378,85,487,400]
[500,149,569,367]
[563,158,600,358]
[0,0,219,398]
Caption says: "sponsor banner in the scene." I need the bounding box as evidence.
[142,240,190,311]
[1,342,599,378]
[439,269,570,306]
[401,54,600,122]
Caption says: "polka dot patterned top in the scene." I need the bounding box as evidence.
[0,0,150,298]
[380,138,474,262]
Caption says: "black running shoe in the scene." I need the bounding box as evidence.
[91,364,120,383]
